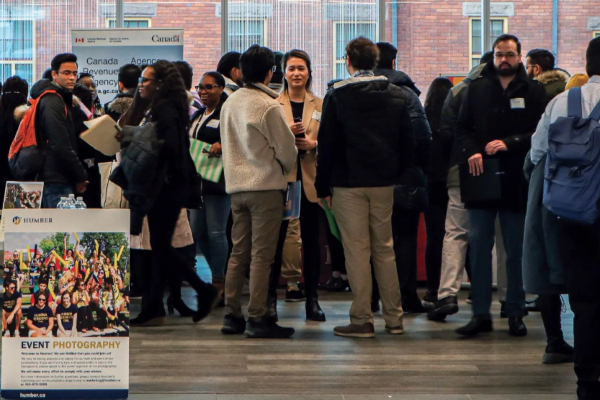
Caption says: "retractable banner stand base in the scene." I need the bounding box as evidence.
[1,210,130,400]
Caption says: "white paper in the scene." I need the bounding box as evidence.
[80,115,120,156]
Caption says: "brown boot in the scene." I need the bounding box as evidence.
[333,322,375,338]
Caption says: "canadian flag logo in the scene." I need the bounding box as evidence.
[75,38,84,43]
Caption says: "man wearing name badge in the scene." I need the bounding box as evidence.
[454,34,548,337]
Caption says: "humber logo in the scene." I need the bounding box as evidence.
[13,217,53,225]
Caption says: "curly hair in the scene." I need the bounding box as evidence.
[149,60,189,129]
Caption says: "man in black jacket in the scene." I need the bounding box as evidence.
[104,64,141,122]
[454,34,548,337]
[373,42,421,96]
[35,53,88,208]
[316,37,416,338]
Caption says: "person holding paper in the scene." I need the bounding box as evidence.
[268,49,345,322]
[189,71,230,300]
[454,34,548,337]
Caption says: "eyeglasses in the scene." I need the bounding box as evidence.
[342,55,348,60]
[58,70,78,77]
[138,77,156,85]
[494,52,518,60]
[38,298,47,302]
[195,84,223,92]
[8,286,16,290]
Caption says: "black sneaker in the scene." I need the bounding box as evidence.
[508,316,528,337]
[285,288,306,302]
[543,340,574,364]
[327,276,350,292]
[427,296,459,321]
[456,316,493,336]
[221,314,246,335]
[422,291,438,309]
[244,318,295,339]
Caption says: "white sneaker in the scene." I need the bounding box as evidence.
[3,330,10,337]
[14,330,20,337]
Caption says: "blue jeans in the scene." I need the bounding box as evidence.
[468,209,526,317]
[42,183,73,208]
[190,194,231,280]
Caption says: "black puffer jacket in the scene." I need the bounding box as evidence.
[31,79,87,186]
[315,74,416,198]
[373,68,421,97]
[455,62,549,212]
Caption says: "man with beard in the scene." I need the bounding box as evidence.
[454,34,548,337]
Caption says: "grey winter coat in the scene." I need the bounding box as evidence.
[522,152,567,294]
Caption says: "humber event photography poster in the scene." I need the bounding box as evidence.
[2,209,130,400]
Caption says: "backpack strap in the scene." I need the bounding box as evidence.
[567,87,583,118]
[590,98,600,122]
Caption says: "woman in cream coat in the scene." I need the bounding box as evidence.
[268,50,345,322]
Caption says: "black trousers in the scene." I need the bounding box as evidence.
[76,306,94,331]
[424,182,448,293]
[558,219,600,400]
[144,185,210,312]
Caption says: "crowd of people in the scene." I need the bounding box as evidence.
[0,32,599,400]
[2,235,129,337]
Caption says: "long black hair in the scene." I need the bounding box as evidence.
[1,76,29,139]
[424,77,453,133]
[119,89,151,128]
[149,60,189,129]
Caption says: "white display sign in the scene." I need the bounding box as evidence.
[1,209,131,400]
[72,28,184,104]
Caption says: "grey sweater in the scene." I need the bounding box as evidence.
[220,83,297,194]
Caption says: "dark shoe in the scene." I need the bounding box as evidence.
[306,298,326,322]
[267,296,278,322]
[526,297,541,312]
[371,299,380,313]
[285,287,306,302]
[427,296,458,321]
[244,318,295,339]
[334,322,375,338]
[167,296,195,317]
[221,314,246,335]
[403,297,428,314]
[466,293,472,304]
[326,276,349,292]
[422,291,438,309]
[193,285,220,323]
[131,307,166,326]
[456,316,493,336]
[543,340,575,364]
[508,316,528,337]
[385,323,404,335]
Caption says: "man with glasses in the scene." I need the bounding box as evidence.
[454,34,548,337]
[30,53,88,208]
[3,281,22,337]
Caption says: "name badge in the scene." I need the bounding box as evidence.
[207,119,220,128]
[510,98,525,109]
[312,110,322,122]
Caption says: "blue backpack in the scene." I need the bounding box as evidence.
[543,87,600,224]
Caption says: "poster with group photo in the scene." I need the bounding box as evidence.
[0,181,44,243]
[1,209,130,400]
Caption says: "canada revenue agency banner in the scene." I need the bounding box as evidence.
[1,209,130,400]
[72,28,184,104]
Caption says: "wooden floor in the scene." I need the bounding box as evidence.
[128,289,578,399]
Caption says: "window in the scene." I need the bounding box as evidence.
[0,20,35,83]
[228,19,266,53]
[469,17,508,68]
[594,31,600,38]
[333,22,377,80]
[106,18,151,28]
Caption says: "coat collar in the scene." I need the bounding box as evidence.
[246,82,280,99]
[333,75,387,89]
